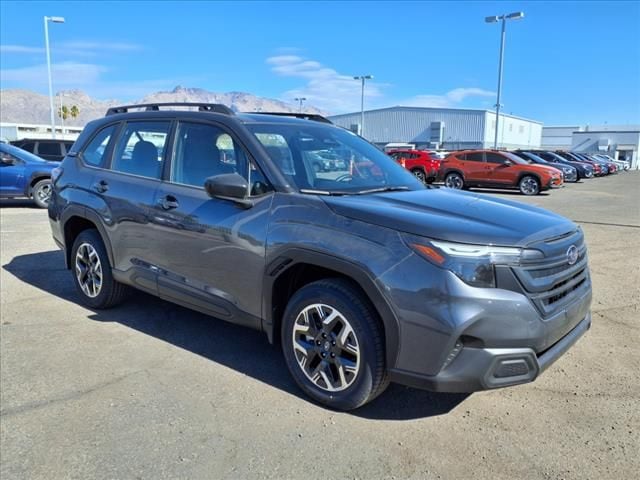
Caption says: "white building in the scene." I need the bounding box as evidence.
[328,106,543,150]
[542,125,640,169]
[0,122,82,142]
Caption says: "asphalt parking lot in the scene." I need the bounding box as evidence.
[1,173,639,480]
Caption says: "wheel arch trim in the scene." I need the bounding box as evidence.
[262,248,401,368]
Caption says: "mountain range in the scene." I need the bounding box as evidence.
[0,86,324,126]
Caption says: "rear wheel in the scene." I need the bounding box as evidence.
[31,179,52,208]
[519,175,540,195]
[71,229,130,309]
[411,168,426,183]
[281,279,389,410]
[444,172,464,190]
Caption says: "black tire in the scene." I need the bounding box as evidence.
[70,229,130,309]
[411,168,426,183]
[518,175,541,195]
[281,278,389,410]
[444,172,464,190]
[31,178,52,208]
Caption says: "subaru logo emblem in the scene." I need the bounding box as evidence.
[566,245,578,265]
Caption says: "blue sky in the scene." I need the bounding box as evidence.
[1,0,639,124]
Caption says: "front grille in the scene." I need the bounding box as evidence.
[509,230,590,316]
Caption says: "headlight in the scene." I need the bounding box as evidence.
[404,235,543,288]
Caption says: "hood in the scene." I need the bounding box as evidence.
[323,188,576,247]
[524,163,562,176]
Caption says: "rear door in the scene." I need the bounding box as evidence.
[460,152,487,183]
[149,120,273,326]
[88,120,172,293]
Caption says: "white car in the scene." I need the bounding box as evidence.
[594,154,630,171]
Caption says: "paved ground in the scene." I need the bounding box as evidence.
[1,173,639,480]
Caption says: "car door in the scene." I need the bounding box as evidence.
[484,152,516,185]
[0,150,25,195]
[460,151,487,183]
[150,120,273,327]
[88,120,172,294]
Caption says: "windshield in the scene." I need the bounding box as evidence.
[247,123,423,194]
[502,152,529,165]
[0,143,48,163]
[519,151,548,164]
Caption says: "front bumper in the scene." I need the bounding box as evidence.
[390,312,591,392]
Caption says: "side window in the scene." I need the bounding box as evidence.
[465,152,485,162]
[81,124,118,167]
[38,142,62,156]
[485,152,507,164]
[21,142,36,153]
[173,122,272,196]
[111,121,170,179]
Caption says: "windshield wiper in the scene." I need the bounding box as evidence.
[299,189,352,196]
[352,186,411,195]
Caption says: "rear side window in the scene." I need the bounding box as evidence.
[82,124,118,167]
[38,142,62,156]
[111,121,170,179]
[464,152,485,162]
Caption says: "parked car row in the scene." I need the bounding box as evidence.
[388,147,628,196]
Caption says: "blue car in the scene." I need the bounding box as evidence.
[0,142,59,208]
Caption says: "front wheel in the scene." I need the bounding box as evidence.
[281,279,389,410]
[31,179,52,208]
[519,175,540,195]
[444,172,464,190]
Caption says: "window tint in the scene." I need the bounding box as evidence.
[464,152,485,162]
[82,124,118,167]
[112,121,170,179]
[38,142,62,156]
[173,122,271,196]
[21,142,36,153]
[485,152,507,164]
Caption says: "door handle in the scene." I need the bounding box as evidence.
[93,180,109,193]
[159,194,179,210]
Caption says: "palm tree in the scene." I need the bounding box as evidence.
[70,105,80,119]
[58,105,70,120]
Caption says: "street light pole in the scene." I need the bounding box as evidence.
[485,12,523,149]
[44,15,65,140]
[353,75,373,137]
[294,97,306,113]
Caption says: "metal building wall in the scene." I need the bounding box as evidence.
[328,107,542,149]
[328,107,486,148]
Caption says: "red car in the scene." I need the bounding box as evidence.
[387,149,440,183]
[439,149,563,195]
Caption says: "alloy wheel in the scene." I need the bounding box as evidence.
[520,177,539,195]
[75,242,103,298]
[445,173,463,189]
[36,182,52,205]
[291,303,360,392]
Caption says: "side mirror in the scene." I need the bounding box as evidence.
[503,160,513,166]
[0,154,15,165]
[204,173,253,208]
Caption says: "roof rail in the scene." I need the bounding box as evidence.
[106,102,235,116]
[248,112,333,124]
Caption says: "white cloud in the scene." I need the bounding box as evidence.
[0,41,143,57]
[266,54,385,113]
[1,62,107,90]
[404,88,496,108]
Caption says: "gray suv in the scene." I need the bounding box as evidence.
[48,103,592,410]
